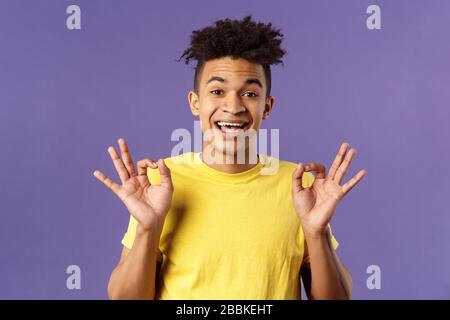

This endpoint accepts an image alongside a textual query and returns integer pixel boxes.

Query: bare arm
[300,228,352,300]
[107,224,163,300]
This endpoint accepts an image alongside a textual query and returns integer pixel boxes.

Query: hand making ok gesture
[93,138,173,230]
[292,142,366,237]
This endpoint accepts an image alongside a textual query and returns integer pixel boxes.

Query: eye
[210,89,223,95]
[243,92,258,97]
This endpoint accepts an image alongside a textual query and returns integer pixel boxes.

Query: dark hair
[177,15,286,98]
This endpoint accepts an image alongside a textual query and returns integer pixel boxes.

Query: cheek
[248,108,265,129]
[252,119,262,128]
[198,102,217,129]
[252,108,264,122]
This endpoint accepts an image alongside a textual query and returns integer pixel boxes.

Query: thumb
[157,159,173,190]
[292,163,305,194]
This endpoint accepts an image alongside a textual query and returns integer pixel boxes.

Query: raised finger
[93,170,120,195]
[118,138,136,177]
[342,169,366,195]
[328,143,349,180]
[334,148,356,184]
[305,162,326,179]
[108,146,129,184]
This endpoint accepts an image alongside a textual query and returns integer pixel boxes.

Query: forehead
[200,57,265,84]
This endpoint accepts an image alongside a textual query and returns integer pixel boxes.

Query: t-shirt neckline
[193,152,266,183]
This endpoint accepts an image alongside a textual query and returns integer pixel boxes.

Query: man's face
[188,56,274,158]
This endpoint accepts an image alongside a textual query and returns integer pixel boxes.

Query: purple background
[1,0,449,299]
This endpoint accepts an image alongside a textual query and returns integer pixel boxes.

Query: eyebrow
[205,76,263,89]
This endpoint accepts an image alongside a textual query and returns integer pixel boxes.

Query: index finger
[304,162,326,179]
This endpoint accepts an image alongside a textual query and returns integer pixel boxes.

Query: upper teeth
[217,121,245,127]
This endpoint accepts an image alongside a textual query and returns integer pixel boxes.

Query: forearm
[108,224,162,300]
[305,228,352,300]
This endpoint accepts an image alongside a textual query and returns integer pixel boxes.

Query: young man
[94,15,366,300]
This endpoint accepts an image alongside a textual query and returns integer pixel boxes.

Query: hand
[93,138,174,230]
[292,143,366,237]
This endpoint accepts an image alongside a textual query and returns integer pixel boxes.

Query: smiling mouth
[214,121,250,133]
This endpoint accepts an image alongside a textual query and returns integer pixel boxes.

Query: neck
[200,148,259,174]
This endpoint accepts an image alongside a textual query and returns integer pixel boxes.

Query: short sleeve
[302,225,339,266]
[121,214,139,249]
[120,166,163,262]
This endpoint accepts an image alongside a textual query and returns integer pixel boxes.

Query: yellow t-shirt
[121,152,339,300]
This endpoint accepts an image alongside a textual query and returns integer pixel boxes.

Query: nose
[221,93,246,114]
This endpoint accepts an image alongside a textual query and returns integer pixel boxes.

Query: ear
[262,95,275,120]
[188,90,200,116]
